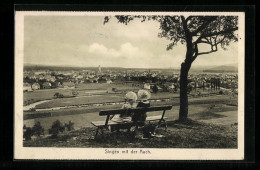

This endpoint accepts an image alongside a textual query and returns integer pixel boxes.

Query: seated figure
[110,91,137,132]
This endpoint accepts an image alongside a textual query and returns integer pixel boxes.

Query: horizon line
[24,63,238,70]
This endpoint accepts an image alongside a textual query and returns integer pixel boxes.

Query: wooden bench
[91,105,172,139]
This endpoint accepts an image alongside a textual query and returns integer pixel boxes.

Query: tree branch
[181,16,191,36]
[195,27,238,44]
[191,43,198,62]
[197,40,211,44]
[186,16,193,22]
[198,50,217,55]
[202,27,238,39]
[191,17,217,36]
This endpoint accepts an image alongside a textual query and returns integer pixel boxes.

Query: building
[106,79,113,84]
[62,82,75,89]
[97,65,102,75]
[23,83,32,92]
[31,83,40,90]
[144,83,150,90]
[42,82,52,89]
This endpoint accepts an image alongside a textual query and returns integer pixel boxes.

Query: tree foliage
[32,121,45,137]
[104,15,238,120]
[23,127,34,141]
[104,15,238,64]
[65,121,75,131]
[49,120,65,137]
[54,92,64,98]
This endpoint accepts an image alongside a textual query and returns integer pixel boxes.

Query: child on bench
[132,89,156,139]
[110,91,137,132]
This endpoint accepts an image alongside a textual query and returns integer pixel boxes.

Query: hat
[137,89,151,100]
[125,91,137,101]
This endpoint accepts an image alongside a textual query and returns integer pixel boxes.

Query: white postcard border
[14,11,245,160]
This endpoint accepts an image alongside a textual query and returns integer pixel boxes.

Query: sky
[24,15,239,69]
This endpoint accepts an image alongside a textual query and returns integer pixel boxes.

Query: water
[23,100,51,111]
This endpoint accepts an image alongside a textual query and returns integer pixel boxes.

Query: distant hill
[203,64,238,73]
[23,64,179,73]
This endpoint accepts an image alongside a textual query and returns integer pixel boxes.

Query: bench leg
[95,127,106,140]
[163,119,167,131]
[94,128,100,139]
[158,119,167,130]
[158,120,162,127]
[101,128,104,136]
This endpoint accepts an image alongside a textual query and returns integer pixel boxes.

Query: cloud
[24,16,239,68]
[85,42,146,59]
[111,19,160,41]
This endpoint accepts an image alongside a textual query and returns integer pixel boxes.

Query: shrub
[24,127,33,141]
[48,120,65,137]
[219,90,224,95]
[32,122,44,137]
[65,121,75,131]
[72,90,79,97]
[29,108,36,112]
[54,92,64,98]
[187,84,193,93]
[152,85,158,93]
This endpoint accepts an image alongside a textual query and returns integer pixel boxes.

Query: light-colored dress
[111,103,137,122]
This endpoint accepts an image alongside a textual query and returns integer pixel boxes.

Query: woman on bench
[110,91,137,132]
[133,90,156,139]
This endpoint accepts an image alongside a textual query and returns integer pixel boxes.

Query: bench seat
[146,115,168,121]
[91,105,172,139]
[91,116,168,127]
[91,121,119,127]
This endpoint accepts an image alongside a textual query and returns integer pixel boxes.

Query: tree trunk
[178,22,193,121]
[179,62,191,121]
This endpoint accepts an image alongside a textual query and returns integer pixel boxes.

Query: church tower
[98,65,102,75]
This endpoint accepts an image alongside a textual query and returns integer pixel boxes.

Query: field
[24,82,223,111]
[23,82,238,148]
[24,102,238,148]
[23,95,238,135]
[24,83,140,106]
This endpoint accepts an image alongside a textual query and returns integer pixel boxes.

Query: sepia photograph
[15,11,245,160]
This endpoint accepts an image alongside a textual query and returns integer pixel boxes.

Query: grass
[24,119,237,148]
[23,96,238,148]
[24,83,140,105]
[24,83,222,107]
[24,95,237,121]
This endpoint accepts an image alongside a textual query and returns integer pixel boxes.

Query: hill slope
[203,64,238,73]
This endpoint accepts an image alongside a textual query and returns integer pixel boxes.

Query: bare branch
[198,50,217,55]
[197,40,211,44]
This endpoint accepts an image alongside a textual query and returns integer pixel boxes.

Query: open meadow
[23,81,238,148]
[24,97,238,148]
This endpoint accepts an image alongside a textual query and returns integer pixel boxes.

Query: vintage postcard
[15,11,245,160]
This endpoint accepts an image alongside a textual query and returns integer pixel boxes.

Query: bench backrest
[99,105,172,127]
[99,105,172,116]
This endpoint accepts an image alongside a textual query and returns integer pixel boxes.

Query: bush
[152,85,158,93]
[24,127,34,141]
[72,90,79,97]
[219,90,224,95]
[65,121,75,131]
[32,122,44,137]
[54,92,64,98]
[29,108,36,112]
[48,120,65,137]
